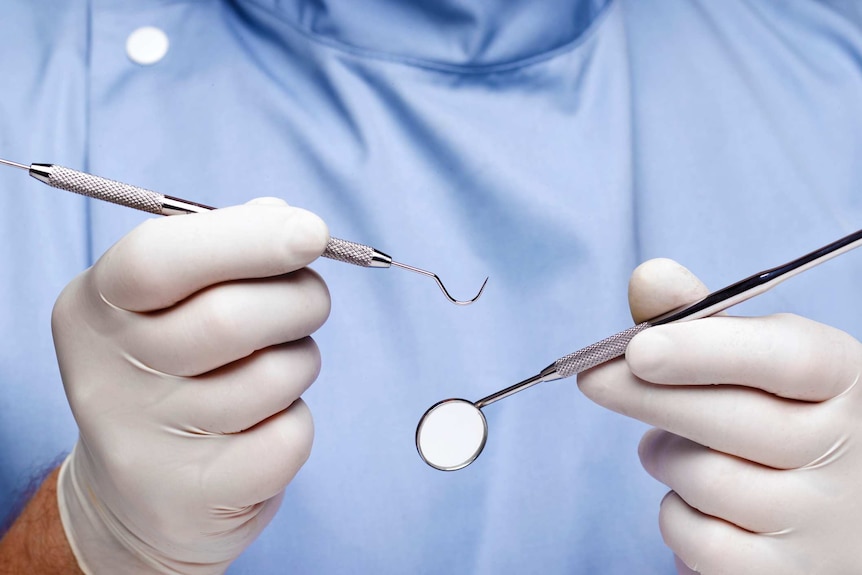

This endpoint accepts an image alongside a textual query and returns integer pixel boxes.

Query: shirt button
[126,26,170,65]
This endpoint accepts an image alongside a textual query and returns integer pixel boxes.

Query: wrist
[57,444,160,574]
[0,465,82,575]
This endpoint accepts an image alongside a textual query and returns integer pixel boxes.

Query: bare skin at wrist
[0,466,83,575]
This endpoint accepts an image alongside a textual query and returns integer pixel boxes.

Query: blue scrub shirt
[2,1,862,573]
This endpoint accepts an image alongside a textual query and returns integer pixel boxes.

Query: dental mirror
[415,399,487,471]
[415,365,558,471]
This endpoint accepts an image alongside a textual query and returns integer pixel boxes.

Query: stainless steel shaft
[475,322,652,408]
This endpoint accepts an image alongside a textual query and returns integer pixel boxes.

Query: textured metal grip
[554,322,652,378]
[48,166,164,214]
[46,165,388,269]
[322,237,377,266]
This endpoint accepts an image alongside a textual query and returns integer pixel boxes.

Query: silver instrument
[0,158,487,305]
[417,226,862,470]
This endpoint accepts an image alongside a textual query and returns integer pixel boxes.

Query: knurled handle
[47,165,382,268]
[322,237,379,267]
[47,166,165,214]
[554,322,652,378]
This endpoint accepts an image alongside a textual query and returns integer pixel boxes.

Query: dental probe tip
[0,158,30,171]
[391,260,488,305]
[465,276,490,305]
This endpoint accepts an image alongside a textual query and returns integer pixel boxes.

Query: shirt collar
[242,0,613,68]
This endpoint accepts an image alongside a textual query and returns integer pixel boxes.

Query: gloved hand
[578,258,862,575]
[52,199,331,574]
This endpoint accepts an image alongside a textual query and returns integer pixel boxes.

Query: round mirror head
[416,399,488,471]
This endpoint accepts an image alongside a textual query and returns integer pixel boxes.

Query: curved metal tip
[391,261,488,305]
[439,275,488,306]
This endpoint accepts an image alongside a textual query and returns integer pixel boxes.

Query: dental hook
[0,157,489,306]
[391,261,489,305]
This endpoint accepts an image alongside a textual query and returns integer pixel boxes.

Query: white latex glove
[578,258,862,575]
[53,199,331,574]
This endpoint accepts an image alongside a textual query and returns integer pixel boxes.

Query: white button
[126,26,170,66]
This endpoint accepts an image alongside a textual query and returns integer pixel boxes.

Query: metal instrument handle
[39,165,393,268]
[322,237,392,268]
[40,164,165,214]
